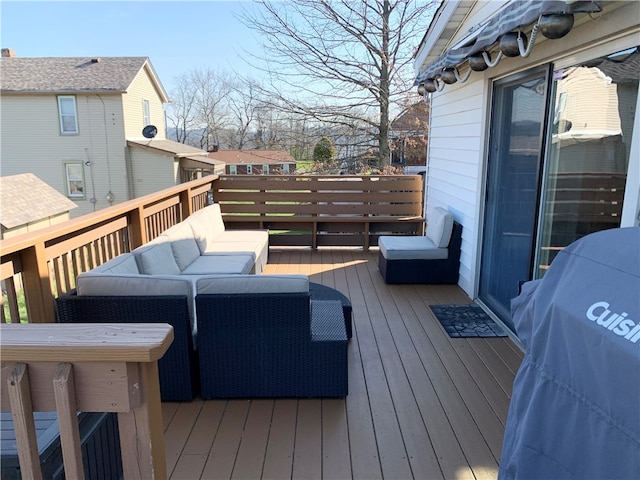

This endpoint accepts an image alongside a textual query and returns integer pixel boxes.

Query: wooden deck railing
[0,322,173,480]
[1,174,424,325]
[214,174,425,249]
[1,176,216,324]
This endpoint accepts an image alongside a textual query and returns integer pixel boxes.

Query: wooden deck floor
[161,249,523,480]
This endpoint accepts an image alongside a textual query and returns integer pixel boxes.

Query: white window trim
[58,96,78,134]
[229,165,237,175]
[247,164,253,175]
[143,99,151,126]
[263,164,269,174]
[283,163,290,173]
[63,161,85,198]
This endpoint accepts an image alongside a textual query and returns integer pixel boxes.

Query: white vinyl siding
[423,1,639,298]
[128,147,177,197]
[123,66,166,138]
[57,96,78,134]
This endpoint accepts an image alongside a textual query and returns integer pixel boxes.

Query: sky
[1,1,265,93]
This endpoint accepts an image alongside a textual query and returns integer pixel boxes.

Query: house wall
[0,93,129,218]
[1,212,71,240]
[128,148,176,197]
[424,1,640,298]
[122,65,167,140]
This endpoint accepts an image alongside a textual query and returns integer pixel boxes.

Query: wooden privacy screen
[213,175,426,249]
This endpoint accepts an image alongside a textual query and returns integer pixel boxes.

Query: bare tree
[238,0,435,166]
[167,68,233,150]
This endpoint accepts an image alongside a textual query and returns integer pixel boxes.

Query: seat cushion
[378,235,449,260]
[425,207,454,248]
[196,274,309,295]
[180,253,254,275]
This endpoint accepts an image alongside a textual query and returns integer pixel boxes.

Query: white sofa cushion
[197,274,309,295]
[181,253,254,275]
[161,222,202,271]
[426,207,454,248]
[90,253,140,274]
[378,236,449,260]
[76,273,198,338]
[133,242,181,275]
[185,204,226,253]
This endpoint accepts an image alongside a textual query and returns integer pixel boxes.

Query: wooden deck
[161,249,523,480]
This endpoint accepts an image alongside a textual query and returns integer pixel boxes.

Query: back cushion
[77,274,192,298]
[90,253,139,274]
[162,222,202,271]
[133,242,181,275]
[185,204,226,253]
[426,207,455,248]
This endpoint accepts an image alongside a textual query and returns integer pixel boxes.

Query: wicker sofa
[56,275,349,401]
[195,275,348,399]
[56,206,349,400]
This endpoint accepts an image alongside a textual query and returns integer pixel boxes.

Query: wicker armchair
[55,291,199,402]
[195,276,348,399]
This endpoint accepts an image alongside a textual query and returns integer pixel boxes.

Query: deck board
[163,249,523,479]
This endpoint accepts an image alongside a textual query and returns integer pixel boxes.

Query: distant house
[207,150,297,175]
[0,173,77,239]
[0,49,219,218]
[412,0,639,334]
[389,101,429,173]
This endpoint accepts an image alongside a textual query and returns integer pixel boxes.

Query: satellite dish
[142,125,158,139]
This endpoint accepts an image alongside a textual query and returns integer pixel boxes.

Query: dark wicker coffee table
[309,282,352,339]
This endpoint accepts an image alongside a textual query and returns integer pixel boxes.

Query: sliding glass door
[479,67,550,332]
[536,47,638,276]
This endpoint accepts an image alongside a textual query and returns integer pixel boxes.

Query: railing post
[1,323,173,480]
[20,244,55,324]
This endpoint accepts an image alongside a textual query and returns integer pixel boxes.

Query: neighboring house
[207,149,297,175]
[413,0,639,333]
[0,173,77,239]
[389,101,429,172]
[0,49,218,218]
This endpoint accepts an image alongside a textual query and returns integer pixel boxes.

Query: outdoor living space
[162,248,523,480]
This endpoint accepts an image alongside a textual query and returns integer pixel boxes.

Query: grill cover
[499,227,640,479]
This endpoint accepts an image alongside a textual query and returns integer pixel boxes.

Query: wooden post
[1,323,173,480]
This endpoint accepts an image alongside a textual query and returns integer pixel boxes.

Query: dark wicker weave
[196,293,347,399]
[309,282,353,339]
[379,221,463,284]
[55,291,198,402]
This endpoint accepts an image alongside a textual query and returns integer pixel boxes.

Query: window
[58,96,78,134]
[143,99,150,126]
[64,162,85,198]
[263,164,270,174]
[229,165,237,175]
[246,164,253,175]
[283,163,290,174]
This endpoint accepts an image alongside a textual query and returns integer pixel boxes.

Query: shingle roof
[0,56,161,95]
[127,139,210,157]
[0,173,77,229]
[208,150,296,165]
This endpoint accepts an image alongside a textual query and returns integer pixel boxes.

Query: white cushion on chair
[425,207,454,248]
[378,236,449,260]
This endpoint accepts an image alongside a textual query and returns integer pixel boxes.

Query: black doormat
[430,304,507,338]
